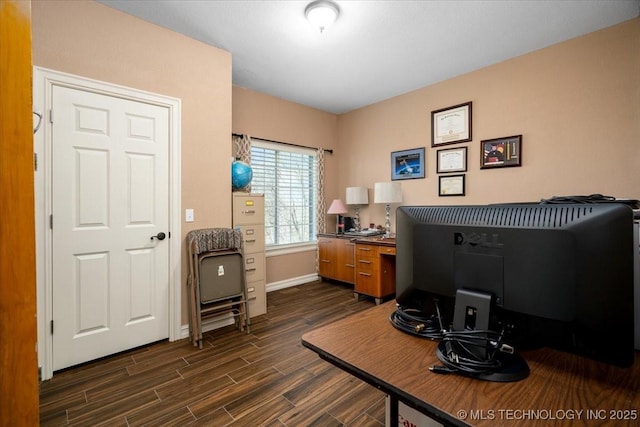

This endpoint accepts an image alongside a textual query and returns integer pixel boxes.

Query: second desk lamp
[345,187,369,231]
[327,198,348,234]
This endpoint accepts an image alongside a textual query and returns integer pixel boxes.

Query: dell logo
[454,231,504,248]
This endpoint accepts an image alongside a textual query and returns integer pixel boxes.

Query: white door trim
[33,67,182,380]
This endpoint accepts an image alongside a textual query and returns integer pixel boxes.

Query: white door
[51,85,170,370]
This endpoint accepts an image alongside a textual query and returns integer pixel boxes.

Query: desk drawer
[379,246,396,256]
[355,269,380,297]
[356,244,379,259]
[356,257,378,275]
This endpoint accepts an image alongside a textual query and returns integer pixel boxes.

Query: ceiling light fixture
[305,0,340,34]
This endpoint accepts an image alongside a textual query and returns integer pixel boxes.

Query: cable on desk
[389,301,446,340]
[431,328,513,377]
[390,302,526,379]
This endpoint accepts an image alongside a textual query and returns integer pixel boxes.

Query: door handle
[151,232,166,241]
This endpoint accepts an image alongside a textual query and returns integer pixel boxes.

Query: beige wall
[264,252,317,285]
[31,1,639,323]
[232,87,339,200]
[32,0,233,325]
[232,87,338,283]
[339,18,640,231]
[233,18,639,286]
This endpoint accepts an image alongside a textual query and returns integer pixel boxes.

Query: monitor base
[436,341,530,382]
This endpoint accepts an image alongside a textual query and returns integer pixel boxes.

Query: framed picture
[431,102,472,147]
[481,135,522,169]
[391,147,425,180]
[439,174,465,196]
[437,147,467,174]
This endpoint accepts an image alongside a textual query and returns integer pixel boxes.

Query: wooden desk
[354,237,395,304]
[317,234,396,304]
[301,302,640,427]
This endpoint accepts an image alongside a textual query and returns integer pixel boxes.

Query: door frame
[34,67,182,380]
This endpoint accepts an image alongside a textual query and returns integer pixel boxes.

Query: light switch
[185,209,194,222]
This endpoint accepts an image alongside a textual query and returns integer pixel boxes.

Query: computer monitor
[395,203,635,367]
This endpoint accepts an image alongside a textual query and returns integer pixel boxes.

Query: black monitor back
[396,203,635,367]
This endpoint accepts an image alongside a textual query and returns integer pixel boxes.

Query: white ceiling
[98,0,639,114]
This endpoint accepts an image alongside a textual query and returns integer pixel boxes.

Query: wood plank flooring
[39,280,387,426]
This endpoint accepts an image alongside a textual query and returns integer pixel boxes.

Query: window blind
[250,140,318,246]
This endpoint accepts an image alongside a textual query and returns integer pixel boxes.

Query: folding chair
[187,228,250,348]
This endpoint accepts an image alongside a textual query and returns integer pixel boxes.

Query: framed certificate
[438,174,465,196]
[436,147,467,173]
[431,102,472,147]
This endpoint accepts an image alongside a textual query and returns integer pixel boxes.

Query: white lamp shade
[374,182,402,204]
[327,199,348,214]
[346,187,369,205]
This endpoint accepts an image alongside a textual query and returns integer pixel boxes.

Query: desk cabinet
[355,241,396,305]
[318,235,396,304]
[318,235,355,284]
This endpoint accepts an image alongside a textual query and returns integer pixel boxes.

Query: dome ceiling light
[305,0,340,34]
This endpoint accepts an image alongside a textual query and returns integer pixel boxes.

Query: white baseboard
[266,273,319,292]
[180,313,236,340]
[179,273,320,339]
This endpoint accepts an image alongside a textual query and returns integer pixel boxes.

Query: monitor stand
[445,289,530,382]
[452,289,492,360]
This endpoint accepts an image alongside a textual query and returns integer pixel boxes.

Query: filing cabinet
[233,193,267,317]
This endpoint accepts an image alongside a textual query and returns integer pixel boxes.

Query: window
[250,140,317,247]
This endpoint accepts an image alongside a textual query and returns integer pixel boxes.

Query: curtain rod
[232,133,333,154]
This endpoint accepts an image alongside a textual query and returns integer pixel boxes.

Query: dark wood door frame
[0,1,39,425]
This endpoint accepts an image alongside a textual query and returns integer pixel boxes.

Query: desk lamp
[374,182,402,237]
[345,187,368,231]
[327,199,348,234]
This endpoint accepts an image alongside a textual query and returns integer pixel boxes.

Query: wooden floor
[39,280,387,426]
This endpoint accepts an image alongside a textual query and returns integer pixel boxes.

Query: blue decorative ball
[231,160,253,190]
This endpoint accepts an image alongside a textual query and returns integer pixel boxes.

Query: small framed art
[481,135,522,169]
[431,102,472,147]
[391,147,425,180]
[437,147,467,174]
[438,174,465,196]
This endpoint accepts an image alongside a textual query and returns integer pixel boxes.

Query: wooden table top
[302,301,640,426]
